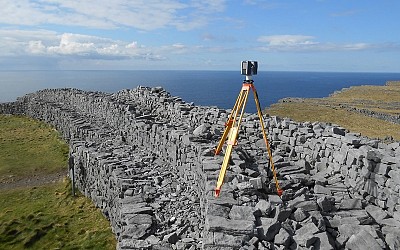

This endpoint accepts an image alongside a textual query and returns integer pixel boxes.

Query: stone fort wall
[1,87,400,250]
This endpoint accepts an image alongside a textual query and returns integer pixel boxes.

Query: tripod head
[241,61,258,82]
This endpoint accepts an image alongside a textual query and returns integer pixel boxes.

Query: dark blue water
[1,70,399,113]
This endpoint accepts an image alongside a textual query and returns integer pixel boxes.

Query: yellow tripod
[214,80,282,198]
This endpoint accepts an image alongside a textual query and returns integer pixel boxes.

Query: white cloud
[0,29,228,62]
[28,40,46,54]
[257,35,317,46]
[0,29,158,60]
[256,34,394,52]
[0,0,226,31]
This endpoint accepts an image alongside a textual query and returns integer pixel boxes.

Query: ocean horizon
[1,70,400,113]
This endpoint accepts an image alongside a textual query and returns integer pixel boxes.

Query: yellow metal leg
[214,85,250,197]
[252,87,282,196]
[214,88,243,155]
[215,127,238,197]
[214,82,282,198]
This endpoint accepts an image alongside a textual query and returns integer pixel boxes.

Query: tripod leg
[215,87,250,197]
[252,86,283,197]
[215,127,238,197]
[214,89,244,155]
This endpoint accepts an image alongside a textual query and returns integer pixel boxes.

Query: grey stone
[258,218,281,241]
[386,232,400,250]
[314,184,332,195]
[255,199,272,216]
[313,231,335,250]
[126,214,153,225]
[193,124,211,138]
[293,222,320,247]
[317,196,335,212]
[213,232,246,248]
[274,206,293,222]
[249,177,263,189]
[296,222,320,235]
[206,215,254,235]
[337,224,375,247]
[229,205,258,221]
[291,208,309,222]
[346,229,381,250]
[6,86,400,249]
[365,204,389,223]
[340,198,362,210]
[274,228,292,246]
[122,224,151,239]
[295,200,319,212]
[164,232,179,244]
[207,203,231,218]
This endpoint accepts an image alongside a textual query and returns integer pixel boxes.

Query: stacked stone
[1,86,400,249]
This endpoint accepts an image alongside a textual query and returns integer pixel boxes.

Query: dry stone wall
[1,87,400,250]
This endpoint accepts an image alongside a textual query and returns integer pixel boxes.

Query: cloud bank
[0,0,226,31]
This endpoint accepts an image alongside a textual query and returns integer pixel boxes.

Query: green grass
[0,179,116,250]
[266,83,400,141]
[0,115,69,181]
[0,115,116,249]
[266,102,400,141]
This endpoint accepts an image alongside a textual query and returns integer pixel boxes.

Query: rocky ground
[2,87,400,249]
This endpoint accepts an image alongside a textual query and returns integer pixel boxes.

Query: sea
[1,70,400,113]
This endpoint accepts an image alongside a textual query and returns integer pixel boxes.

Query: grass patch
[330,85,400,104]
[266,102,400,141]
[0,179,116,250]
[0,115,116,249]
[0,115,69,180]
[266,82,400,141]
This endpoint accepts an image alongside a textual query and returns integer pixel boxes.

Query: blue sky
[0,0,399,72]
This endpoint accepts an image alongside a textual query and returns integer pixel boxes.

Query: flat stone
[365,204,389,223]
[268,195,284,205]
[274,206,293,222]
[346,229,381,250]
[126,214,153,225]
[295,200,319,212]
[255,199,272,216]
[274,228,292,247]
[380,218,400,227]
[118,239,151,249]
[193,124,211,138]
[333,210,373,225]
[296,222,320,236]
[291,208,309,222]
[314,184,332,195]
[317,196,335,212]
[386,232,400,250]
[337,224,378,247]
[122,224,151,239]
[313,231,335,250]
[249,177,263,189]
[208,195,239,207]
[293,222,320,247]
[229,205,259,221]
[258,218,281,241]
[206,215,254,235]
[340,198,362,210]
[213,232,246,248]
[207,203,231,218]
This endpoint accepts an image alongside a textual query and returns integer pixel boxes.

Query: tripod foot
[215,188,221,198]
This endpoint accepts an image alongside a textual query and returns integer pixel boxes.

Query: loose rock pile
[1,87,400,250]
